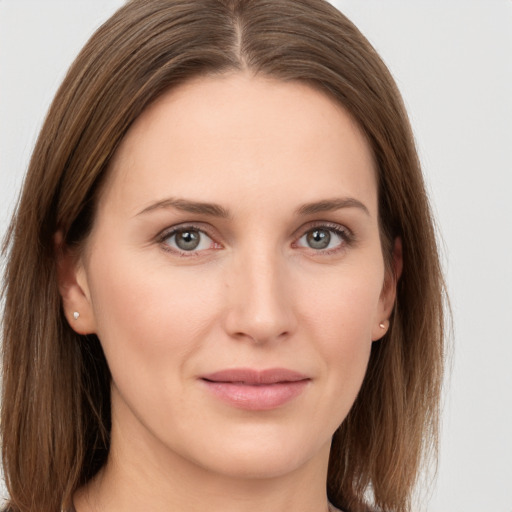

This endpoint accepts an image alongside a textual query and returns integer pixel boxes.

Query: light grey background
[1,1,511,511]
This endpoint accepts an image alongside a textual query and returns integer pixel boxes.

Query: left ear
[372,237,403,341]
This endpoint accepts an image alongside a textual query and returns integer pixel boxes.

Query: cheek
[86,246,224,376]
[295,263,383,408]
[298,262,383,343]
[316,295,376,383]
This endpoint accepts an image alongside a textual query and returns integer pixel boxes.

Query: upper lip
[201,368,310,385]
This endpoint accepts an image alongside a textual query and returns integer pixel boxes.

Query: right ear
[54,231,97,335]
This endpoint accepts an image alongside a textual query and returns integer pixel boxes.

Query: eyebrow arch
[136,198,231,218]
[296,198,370,216]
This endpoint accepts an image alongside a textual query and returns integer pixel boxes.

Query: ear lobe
[372,237,403,341]
[54,231,97,335]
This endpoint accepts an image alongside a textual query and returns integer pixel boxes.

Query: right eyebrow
[135,197,231,218]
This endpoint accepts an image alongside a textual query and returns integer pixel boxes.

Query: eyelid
[293,220,353,238]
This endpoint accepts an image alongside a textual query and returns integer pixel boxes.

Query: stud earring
[379,322,386,329]
[73,311,80,320]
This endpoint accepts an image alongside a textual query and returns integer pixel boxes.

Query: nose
[223,249,297,345]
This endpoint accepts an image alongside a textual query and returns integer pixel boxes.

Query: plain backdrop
[1,1,511,511]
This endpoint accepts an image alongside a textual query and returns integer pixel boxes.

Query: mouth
[200,368,311,411]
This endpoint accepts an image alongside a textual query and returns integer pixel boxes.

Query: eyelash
[157,222,354,257]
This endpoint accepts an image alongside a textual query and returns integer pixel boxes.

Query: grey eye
[175,230,200,250]
[306,228,331,249]
[172,229,202,251]
[161,226,217,255]
[296,226,347,252]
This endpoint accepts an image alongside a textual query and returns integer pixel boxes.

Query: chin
[184,426,330,481]
[203,450,312,480]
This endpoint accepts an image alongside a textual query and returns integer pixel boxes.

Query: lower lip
[201,380,309,410]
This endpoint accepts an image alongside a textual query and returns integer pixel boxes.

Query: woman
[1,1,446,511]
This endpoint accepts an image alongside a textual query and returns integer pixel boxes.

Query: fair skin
[59,73,400,512]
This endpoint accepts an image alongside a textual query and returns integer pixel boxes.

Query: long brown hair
[1,1,446,511]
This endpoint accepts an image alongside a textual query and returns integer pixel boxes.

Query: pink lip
[200,368,310,411]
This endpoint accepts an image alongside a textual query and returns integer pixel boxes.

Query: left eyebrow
[296,197,370,216]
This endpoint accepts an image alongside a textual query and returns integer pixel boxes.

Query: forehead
[100,72,377,218]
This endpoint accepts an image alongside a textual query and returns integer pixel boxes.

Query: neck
[74,422,332,512]
[76,458,331,512]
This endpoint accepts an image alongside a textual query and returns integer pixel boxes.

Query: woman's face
[66,73,396,480]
